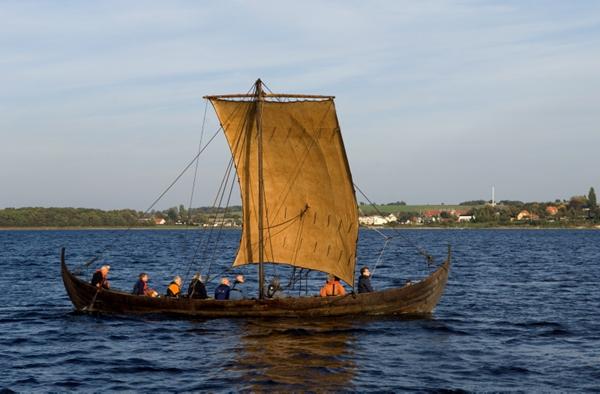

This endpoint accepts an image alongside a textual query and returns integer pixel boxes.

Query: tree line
[0,207,143,227]
[1,188,597,227]
[0,205,243,227]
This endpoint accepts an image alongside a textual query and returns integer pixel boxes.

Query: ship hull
[61,249,450,318]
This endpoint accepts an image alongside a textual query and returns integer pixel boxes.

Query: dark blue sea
[1,228,599,392]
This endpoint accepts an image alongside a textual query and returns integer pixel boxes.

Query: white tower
[491,186,496,207]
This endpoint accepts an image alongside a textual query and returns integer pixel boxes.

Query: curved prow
[61,247,87,311]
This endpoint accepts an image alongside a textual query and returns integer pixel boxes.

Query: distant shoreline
[1,225,598,231]
[0,226,220,231]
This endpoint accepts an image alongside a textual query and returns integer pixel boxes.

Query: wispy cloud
[1,1,600,208]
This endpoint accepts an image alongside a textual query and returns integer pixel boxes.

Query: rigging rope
[353,183,435,266]
[78,81,259,282]
[181,155,235,285]
[185,99,209,225]
[76,127,222,273]
[204,163,238,282]
[182,83,256,285]
[178,99,210,275]
[369,237,391,280]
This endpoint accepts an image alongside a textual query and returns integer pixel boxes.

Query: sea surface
[0,228,599,392]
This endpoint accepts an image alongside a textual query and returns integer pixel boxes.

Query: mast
[255,79,265,299]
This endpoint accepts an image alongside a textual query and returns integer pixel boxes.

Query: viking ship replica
[61,79,450,317]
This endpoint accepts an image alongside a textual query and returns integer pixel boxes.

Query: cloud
[2,1,600,208]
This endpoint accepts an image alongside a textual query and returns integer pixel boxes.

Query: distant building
[457,215,474,222]
[545,206,559,216]
[516,210,539,221]
[202,217,239,227]
[403,216,423,225]
[423,210,441,218]
[358,214,397,226]
[154,218,166,225]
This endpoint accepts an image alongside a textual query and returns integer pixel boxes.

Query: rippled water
[1,229,599,391]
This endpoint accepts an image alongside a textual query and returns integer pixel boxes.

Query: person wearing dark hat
[357,266,374,293]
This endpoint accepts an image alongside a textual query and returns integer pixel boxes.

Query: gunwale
[61,248,450,318]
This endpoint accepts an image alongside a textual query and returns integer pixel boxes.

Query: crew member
[166,276,182,298]
[132,273,157,297]
[91,265,110,289]
[267,277,284,298]
[319,274,346,297]
[187,273,208,299]
[357,266,374,293]
[214,278,231,300]
[229,274,245,300]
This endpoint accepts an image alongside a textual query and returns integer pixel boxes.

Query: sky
[1,1,600,210]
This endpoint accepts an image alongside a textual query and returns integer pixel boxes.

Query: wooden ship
[61,80,450,317]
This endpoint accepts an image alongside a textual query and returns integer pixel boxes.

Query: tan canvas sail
[208,96,359,285]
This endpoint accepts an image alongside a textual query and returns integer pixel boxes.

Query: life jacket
[167,282,180,297]
[320,280,346,297]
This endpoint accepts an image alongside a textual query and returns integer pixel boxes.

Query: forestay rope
[76,82,261,278]
[74,127,222,275]
[182,83,258,285]
[353,183,436,270]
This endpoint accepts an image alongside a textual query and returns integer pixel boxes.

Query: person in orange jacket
[166,276,182,298]
[319,274,346,297]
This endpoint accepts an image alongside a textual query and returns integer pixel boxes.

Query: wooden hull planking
[61,248,450,318]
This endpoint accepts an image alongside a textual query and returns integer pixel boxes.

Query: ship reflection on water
[233,318,358,391]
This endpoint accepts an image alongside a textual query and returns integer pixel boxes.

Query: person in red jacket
[91,265,110,289]
[319,274,346,297]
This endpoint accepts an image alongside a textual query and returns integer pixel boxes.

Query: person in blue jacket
[214,277,231,300]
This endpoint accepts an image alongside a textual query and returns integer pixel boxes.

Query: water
[1,229,599,392]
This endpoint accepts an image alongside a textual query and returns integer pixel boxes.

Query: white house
[386,214,398,223]
[359,214,397,226]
